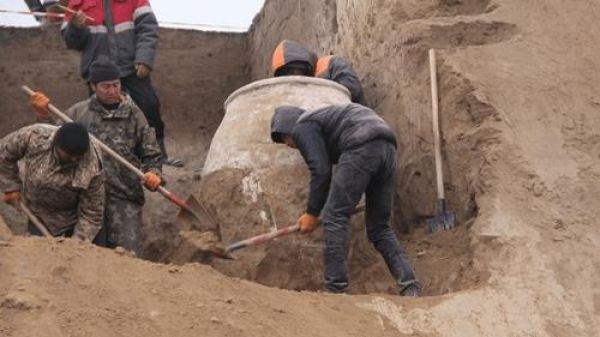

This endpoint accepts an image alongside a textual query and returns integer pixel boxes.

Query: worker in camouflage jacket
[0,123,104,241]
[31,56,163,255]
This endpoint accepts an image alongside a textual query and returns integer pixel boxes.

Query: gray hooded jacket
[271,104,396,215]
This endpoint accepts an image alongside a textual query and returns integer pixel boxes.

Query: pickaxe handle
[19,201,51,237]
[21,85,204,223]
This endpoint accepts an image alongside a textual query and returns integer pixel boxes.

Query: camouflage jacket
[0,124,104,240]
[63,94,162,203]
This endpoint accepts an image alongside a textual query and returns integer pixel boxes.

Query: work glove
[71,10,87,28]
[3,191,21,206]
[30,91,50,119]
[143,172,162,191]
[297,213,320,234]
[135,64,152,78]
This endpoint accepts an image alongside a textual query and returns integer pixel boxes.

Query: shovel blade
[175,195,216,231]
[426,199,457,233]
[426,211,457,233]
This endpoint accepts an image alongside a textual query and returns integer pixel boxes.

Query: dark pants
[120,74,165,140]
[321,139,420,294]
[93,194,143,256]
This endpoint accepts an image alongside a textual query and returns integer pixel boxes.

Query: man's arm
[133,0,159,71]
[293,122,332,216]
[331,57,368,106]
[61,6,90,52]
[73,172,104,241]
[133,106,162,174]
[0,127,33,193]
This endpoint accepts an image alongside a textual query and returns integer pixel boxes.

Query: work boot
[400,284,421,297]
[158,138,184,167]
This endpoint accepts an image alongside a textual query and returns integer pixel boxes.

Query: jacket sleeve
[293,122,332,216]
[61,19,90,51]
[332,58,368,106]
[0,127,32,193]
[73,172,104,241]
[133,0,159,68]
[133,105,162,174]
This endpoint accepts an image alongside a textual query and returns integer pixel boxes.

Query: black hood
[271,106,306,143]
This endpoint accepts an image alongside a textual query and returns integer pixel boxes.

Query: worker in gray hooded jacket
[271,103,421,296]
[315,55,368,106]
[271,40,368,106]
[271,39,318,76]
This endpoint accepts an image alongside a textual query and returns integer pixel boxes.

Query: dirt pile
[0,236,421,337]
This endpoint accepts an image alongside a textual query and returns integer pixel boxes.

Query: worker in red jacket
[61,0,182,167]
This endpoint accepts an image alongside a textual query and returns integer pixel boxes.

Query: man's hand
[31,92,50,119]
[135,64,151,78]
[297,213,320,233]
[3,191,21,206]
[143,172,162,191]
[71,10,87,28]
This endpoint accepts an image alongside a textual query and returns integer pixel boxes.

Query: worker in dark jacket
[315,55,368,106]
[271,103,421,296]
[60,0,182,167]
[271,40,318,76]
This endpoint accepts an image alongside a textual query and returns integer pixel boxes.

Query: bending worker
[271,103,421,296]
[31,56,163,256]
[0,123,104,241]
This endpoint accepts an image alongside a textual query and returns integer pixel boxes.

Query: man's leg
[364,141,421,296]
[104,194,142,256]
[120,74,182,166]
[320,146,379,293]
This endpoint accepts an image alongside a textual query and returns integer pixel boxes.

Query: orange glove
[31,92,50,118]
[3,191,21,206]
[297,213,320,233]
[143,172,162,191]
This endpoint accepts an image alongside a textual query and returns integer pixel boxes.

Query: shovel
[425,49,457,233]
[21,85,208,229]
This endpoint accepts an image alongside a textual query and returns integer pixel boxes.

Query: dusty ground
[1,0,600,336]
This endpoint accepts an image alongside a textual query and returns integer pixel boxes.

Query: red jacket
[62,0,159,80]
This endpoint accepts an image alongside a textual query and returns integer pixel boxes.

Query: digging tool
[21,85,206,228]
[223,203,367,255]
[56,5,95,22]
[18,201,52,237]
[425,49,457,233]
[0,9,65,19]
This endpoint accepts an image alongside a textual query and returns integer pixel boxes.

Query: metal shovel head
[175,194,215,231]
[178,229,235,260]
[426,199,457,233]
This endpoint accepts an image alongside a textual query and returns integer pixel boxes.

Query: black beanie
[54,123,90,156]
[89,55,120,83]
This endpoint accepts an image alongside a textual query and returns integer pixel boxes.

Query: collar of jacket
[89,93,134,119]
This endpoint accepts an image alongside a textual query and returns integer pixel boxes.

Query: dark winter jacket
[271,104,396,215]
[61,0,159,81]
[315,55,368,106]
[272,40,318,76]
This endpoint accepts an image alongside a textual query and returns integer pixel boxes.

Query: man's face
[56,147,83,165]
[92,79,121,105]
